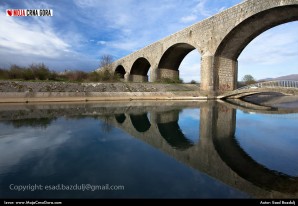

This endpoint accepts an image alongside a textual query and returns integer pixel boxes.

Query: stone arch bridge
[97,0,298,97]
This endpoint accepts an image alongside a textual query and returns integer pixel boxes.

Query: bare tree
[99,54,114,71]
[100,115,113,133]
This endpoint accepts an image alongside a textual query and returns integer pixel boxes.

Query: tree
[96,54,120,82]
[242,74,256,85]
[99,54,114,71]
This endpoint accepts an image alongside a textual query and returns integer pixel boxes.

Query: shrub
[22,68,34,80]
[64,70,88,82]
[29,63,51,80]
[8,65,24,79]
[88,71,100,82]
[0,63,121,83]
[157,78,184,84]
[96,69,120,82]
[0,69,9,80]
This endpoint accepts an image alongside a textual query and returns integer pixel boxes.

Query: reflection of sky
[235,111,298,176]
[0,121,71,176]
[178,109,200,143]
[0,115,247,198]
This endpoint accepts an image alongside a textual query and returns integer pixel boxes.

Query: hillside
[259,74,298,82]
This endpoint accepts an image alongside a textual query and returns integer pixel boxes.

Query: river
[0,100,297,199]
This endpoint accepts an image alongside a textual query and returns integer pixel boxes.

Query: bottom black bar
[1,199,297,206]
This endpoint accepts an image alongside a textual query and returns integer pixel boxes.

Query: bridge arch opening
[115,65,126,79]
[156,109,198,150]
[130,113,151,133]
[130,57,151,82]
[211,104,298,193]
[215,5,298,92]
[115,114,126,124]
[237,22,298,85]
[157,43,201,83]
[158,122,194,150]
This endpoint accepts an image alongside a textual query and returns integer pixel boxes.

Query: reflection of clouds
[0,124,70,175]
[97,134,132,142]
[180,109,200,120]
[236,112,298,176]
[178,109,200,143]
[0,111,249,198]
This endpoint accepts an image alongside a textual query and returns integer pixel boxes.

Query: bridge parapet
[238,80,298,90]
[219,81,298,99]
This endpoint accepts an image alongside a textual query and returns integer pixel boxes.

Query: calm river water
[0,101,297,199]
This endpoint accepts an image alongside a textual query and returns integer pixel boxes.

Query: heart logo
[7,10,12,16]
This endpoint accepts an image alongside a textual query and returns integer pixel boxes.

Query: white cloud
[239,26,298,65]
[193,0,211,17]
[0,4,99,71]
[0,10,70,58]
[239,22,298,79]
[97,41,106,45]
[73,0,98,8]
[1,0,296,80]
[180,15,197,23]
[179,0,212,25]
[218,6,226,12]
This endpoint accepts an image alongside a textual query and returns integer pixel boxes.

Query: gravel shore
[0,80,200,93]
[0,81,204,103]
[1,81,298,109]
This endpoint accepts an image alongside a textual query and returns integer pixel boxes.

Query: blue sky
[0,0,297,82]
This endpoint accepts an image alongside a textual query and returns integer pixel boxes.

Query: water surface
[0,101,297,198]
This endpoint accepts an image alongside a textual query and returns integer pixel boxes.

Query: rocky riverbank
[0,81,204,103]
[0,80,200,93]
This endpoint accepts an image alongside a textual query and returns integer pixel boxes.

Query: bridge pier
[215,103,236,139]
[157,68,179,81]
[199,102,236,147]
[153,110,179,124]
[215,56,238,92]
[200,55,238,96]
[200,53,217,97]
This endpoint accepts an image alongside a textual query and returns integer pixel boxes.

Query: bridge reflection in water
[104,101,298,198]
[1,100,298,198]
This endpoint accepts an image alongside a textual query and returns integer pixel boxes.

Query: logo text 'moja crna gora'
[6,9,53,16]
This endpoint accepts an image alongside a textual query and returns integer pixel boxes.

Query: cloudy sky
[0,0,297,82]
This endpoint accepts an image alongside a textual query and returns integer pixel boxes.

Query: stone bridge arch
[115,113,126,124]
[212,102,298,193]
[113,109,198,151]
[156,110,194,150]
[157,43,200,81]
[213,129,298,193]
[129,57,151,82]
[115,65,126,79]
[214,4,298,92]
[129,113,151,133]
